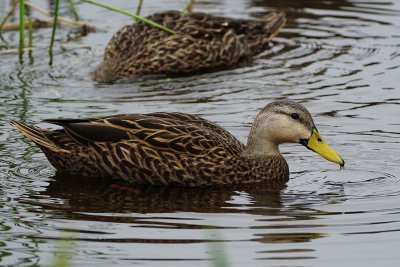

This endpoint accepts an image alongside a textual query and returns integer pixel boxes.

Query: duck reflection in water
[24,172,286,213]
[20,172,336,246]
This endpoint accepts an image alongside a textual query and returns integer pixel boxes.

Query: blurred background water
[0,0,399,266]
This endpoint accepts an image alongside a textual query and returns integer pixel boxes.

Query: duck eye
[290,113,300,120]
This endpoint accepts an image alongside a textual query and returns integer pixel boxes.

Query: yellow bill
[303,128,345,166]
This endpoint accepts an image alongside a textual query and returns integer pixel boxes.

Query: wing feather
[21,112,247,185]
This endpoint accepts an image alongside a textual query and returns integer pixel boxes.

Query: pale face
[251,102,315,146]
[262,112,312,144]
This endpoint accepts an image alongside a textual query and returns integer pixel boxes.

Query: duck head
[245,100,344,166]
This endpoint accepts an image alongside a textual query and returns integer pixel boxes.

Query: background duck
[92,10,286,83]
[11,100,344,186]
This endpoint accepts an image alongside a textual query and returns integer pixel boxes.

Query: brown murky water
[1,0,399,266]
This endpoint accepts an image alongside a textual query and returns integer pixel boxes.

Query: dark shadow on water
[21,172,288,214]
[252,0,395,14]
[253,0,397,37]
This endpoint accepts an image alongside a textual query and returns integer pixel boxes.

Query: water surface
[0,0,399,266]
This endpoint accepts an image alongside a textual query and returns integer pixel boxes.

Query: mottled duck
[11,100,344,186]
[92,10,286,83]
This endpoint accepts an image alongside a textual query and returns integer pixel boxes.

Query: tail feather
[10,120,69,153]
[263,11,286,38]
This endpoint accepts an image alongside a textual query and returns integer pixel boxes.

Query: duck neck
[241,111,286,159]
[242,136,282,158]
[241,135,290,183]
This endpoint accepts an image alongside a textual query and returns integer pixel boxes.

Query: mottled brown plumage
[11,100,344,186]
[92,10,286,83]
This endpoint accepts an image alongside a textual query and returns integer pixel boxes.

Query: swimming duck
[92,10,286,83]
[11,100,344,186]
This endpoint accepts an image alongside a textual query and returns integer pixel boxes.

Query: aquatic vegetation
[0,0,94,62]
[81,0,176,34]
[0,0,177,63]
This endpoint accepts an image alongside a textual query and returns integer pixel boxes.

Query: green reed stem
[184,0,195,13]
[19,0,26,50]
[204,229,229,267]
[49,0,60,65]
[81,0,175,34]
[52,235,76,267]
[0,0,19,33]
[136,0,143,16]
[68,0,80,21]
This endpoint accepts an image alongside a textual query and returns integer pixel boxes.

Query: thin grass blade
[49,0,60,65]
[0,0,19,33]
[81,0,175,34]
[19,0,26,51]
[68,0,80,21]
[136,0,143,16]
